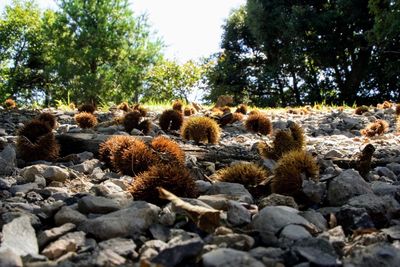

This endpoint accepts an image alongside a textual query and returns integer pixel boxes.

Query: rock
[279,224,312,246]
[38,223,76,248]
[94,249,126,266]
[292,238,340,267]
[325,149,343,158]
[375,166,397,181]
[151,237,204,267]
[252,206,314,245]
[327,169,373,206]
[202,248,264,267]
[227,200,252,226]
[197,195,230,210]
[20,164,47,183]
[139,239,169,261]
[0,216,38,256]
[70,159,101,174]
[344,243,400,267]
[42,166,69,182]
[318,226,346,255]
[382,225,400,240]
[249,247,285,262]
[77,195,120,214]
[371,181,400,198]
[0,145,16,175]
[347,194,388,227]
[0,249,23,267]
[336,206,375,234]
[54,206,87,226]
[41,239,77,260]
[259,193,299,209]
[10,183,39,195]
[206,182,253,204]
[79,201,160,240]
[207,234,255,251]
[386,163,400,175]
[301,210,328,231]
[98,237,137,257]
[302,179,326,204]
[195,180,212,194]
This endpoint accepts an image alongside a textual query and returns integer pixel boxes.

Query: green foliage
[142,59,206,102]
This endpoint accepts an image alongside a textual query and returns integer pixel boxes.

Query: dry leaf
[158,187,221,233]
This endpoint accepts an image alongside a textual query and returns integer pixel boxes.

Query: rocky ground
[0,104,400,267]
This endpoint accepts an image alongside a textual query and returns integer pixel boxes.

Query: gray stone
[206,182,253,204]
[227,200,252,226]
[0,145,16,175]
[347,194,388,227]
[293,238,340,267]
[139,239,168,261]
[302,180,326,204]
[279,225,312,245]
[0,216,38,256]
[0,249,23,267]
[70,159,101,174]
[79,201,160,240]
[0,177,15,190]
[325,149,343,158]
[94,249,127,266]
[344,243,400,267]
[195,180,212,194]
[20,164,47,183]
[207,234,255,251]
[202,248,264,267]
[252,206,314,244]
[375,167,397,181]
[10,183,38,195]
[54,206,87,226]
[78,195,120,214]
[382,225,400,240]
[336,206,375,233]
[301,210,328,231]
[197,195,230,210]
[371,181,400,197]
[259,193,298,209]
[386,163,400,175]
[98,237,136,257]
[38,223,76,248]
[327,169,373,206]
[151,237,204,267]
[249,247,285,262]
[318,226,346,253]
[42,166,69,182]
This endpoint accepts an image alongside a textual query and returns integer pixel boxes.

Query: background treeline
[1,0,399,107]
[205,0,400,107]
[0,0,206,105]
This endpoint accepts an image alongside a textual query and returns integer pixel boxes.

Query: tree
[0,0,46,102]
[52,0,163,104]
[143,59,205,102]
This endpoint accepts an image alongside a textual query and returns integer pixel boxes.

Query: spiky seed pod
[75,112,97,129]
[245,113,272,135]
[355,106,369,115]
[258,122,305,161]
[123,111,142,133]
[172,99,184,112]
[37,112,57,129]
[184,107,195,116]
[17,132,60,162]
[396,104,400,116]
[248,109,261,116]
[138,119,152,134]
[159,109,183,132]
[114,138,156,176]
[235,104,248,115]
[18,120,52,144]
[271,150,319,198]
[69,103,76,110]
[128,164,197,205]
[213,162,269,186]
[117,102,130,112]
[218,112,234,126]
[151,136,185,164]
[231,112,244,123]
[4,99,16,109]
[78,103,96,113]
[132,104,147,117]
[360,119,389,137]
[99,135,133,169]
[181,116,221,144]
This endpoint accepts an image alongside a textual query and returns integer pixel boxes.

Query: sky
[0,0,246,62]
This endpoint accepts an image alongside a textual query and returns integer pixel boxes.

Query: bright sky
[0,0,246,62]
